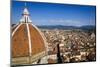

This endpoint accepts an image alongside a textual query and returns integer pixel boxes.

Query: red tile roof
[12,23,46,58]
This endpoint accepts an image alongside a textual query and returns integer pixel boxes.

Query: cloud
[33,19,82,26]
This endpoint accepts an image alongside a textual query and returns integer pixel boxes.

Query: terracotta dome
[12,7,47,65]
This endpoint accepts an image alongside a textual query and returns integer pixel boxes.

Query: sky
[11,1,96,26]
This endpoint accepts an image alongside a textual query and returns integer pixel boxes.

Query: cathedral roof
[12,6,47,65]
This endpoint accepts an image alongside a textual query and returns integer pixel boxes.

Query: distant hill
[12,23,95,32]
[37,25,95,31]
[11,24,16,27]
[80,25,96,30]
